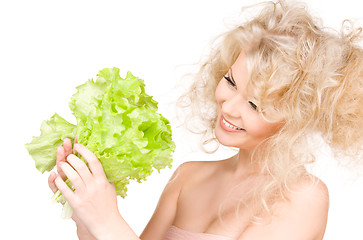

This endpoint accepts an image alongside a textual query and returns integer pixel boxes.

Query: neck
[231,149,259,177]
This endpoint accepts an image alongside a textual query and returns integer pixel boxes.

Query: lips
[220,115,245,132]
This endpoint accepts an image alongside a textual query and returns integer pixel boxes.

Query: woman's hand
[52,141,123,239]
[48,139,139,240]
[48,138,97,240]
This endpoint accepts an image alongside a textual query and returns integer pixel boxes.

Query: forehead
[230,52,252,95]
[230,53,248,82]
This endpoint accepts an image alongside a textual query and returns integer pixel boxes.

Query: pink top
[163,225,235,240]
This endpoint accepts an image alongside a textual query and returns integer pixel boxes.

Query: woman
[48,0,363,239]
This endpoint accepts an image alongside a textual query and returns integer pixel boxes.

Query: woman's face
[214,53,282,150]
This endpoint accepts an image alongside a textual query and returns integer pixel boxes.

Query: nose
[221,93,242,118]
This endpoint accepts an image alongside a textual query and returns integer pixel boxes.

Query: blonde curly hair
[177,0,363,222]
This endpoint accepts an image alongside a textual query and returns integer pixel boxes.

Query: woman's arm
[139,162,189,240]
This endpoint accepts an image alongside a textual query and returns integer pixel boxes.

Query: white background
[1,0,362,239]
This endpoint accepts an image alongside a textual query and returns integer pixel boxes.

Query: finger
[66,154,93,183]
[59,161,86,191]
[63,138,73,157]
[74,143,106,179]
[48,172,58,193]
[73,137,78,154]
[54,176,75,203]
[56,146,67,180]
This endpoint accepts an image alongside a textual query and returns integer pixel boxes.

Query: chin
[215,126,243,148]
[215,126,260,150]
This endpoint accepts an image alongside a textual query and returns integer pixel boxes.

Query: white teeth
[222,118,243,130]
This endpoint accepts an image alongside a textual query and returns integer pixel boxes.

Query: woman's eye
[249,101,258,111]
[224,76,236,88]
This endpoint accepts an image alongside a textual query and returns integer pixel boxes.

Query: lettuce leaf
[25,113,77,173]
[25,68,175,201]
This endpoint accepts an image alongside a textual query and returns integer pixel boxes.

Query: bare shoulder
[174,159,228,183]
[284,176,330,227]
[282,176,329,238]
[288,175,329,208]
[177,159,223,171]
[240,176,329,240]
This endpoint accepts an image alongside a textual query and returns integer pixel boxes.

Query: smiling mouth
[221,116,245,131]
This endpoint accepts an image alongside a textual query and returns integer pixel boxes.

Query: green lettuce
[25,68,175,217]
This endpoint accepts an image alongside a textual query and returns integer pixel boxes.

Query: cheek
[247,117,279,138]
